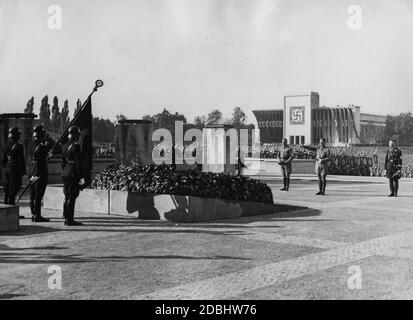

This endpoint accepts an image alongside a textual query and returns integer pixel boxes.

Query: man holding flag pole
[43,80,103,225]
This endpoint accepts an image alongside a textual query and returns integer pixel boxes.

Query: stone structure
[252,109,283,144]
[0,113,37,180]
[253,92,386,145]
[114,119,155,166]
[114,120,257,174]
[0,204,19,232]
[43,186,277,223]
[359,113,387,144]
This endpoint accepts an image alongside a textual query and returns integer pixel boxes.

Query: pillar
[0,113,37,179]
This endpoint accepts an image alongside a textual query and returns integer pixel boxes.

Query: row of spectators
[253,144,413,177]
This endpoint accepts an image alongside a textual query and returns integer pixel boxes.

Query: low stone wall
[243,158,316,176]
[0,204,19,232]
[43,186,278,223]
[44,187,110,214]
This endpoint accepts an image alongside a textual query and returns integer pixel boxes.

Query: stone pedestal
[0,113,37,180]
[0,204,19,232]
[114,119,155,166]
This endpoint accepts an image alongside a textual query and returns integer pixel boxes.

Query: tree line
[384,112,413,146]
[25,97,251,144]
[24,96,115,144]
[142,106,249,131]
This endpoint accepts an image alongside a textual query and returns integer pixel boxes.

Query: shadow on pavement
[0,225,63,237]
[0,251,251,264]
[56,206,323,232]
[59,227,259,237]
[0,244,67,251]
[0,293,28,299]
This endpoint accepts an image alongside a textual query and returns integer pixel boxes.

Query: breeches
[389,178,399,194]
[3,173,22,205]
[63,177,80,220]
[280,165,292,178]
[63,177,80,199]
[315,161,328,177]
[30,175,48,216]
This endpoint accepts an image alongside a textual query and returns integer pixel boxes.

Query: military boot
[388,180,395,197]
[280,178,287,191]
[394,180,399,197]
[316,180,323,195]
[321,181,326,195]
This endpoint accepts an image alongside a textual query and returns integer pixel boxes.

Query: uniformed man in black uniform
[62,126,85,226]
[2,127,26,206]
[315,138,330,195]
[385,139,402,197]
[29,125,50,222]
[278,138,294,191]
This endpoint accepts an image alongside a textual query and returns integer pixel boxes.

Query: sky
[0,0,412,123]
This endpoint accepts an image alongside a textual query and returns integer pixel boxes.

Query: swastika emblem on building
[290,106,305,125]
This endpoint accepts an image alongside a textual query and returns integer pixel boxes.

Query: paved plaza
[1,176,413,300]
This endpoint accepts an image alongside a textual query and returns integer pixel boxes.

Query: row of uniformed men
[1,125,86,226]
[278,138,403,197]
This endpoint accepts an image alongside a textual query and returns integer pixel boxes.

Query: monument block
[0,204,19,232]
[115,119,155,166]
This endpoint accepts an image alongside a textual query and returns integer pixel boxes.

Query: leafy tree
[206,109,223,125]
[231,106,246,128]
[394,112,413,146]
[60,100,70,132]
[51,96,61,132]
[74,99,82,117]
[151,108,187,132]
[93,117,116,143]
[384,113,413,146]
[194,115,207,126]
[24,97,34,114]
[383,115,395,142]
[142,114,153,121]
[116,114,127,124]
[39,95,51,128]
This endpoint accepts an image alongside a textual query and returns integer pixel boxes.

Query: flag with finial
[60,97,93,188]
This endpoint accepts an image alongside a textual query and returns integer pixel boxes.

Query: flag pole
[49,80,104,154]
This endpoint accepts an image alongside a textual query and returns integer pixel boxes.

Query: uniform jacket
[30,141,49,177]
[278,145,294,165]
[316,146,330,165]
[1,141,26,176]
[61,141,83,178]
[385,147,402,173]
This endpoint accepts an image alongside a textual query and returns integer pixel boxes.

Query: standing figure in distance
[385,139,402,197]
[315,138,330,195]
[29,125,50,222]
[2,127,26,207]
[61,126,85,226]
[278,138,294,191]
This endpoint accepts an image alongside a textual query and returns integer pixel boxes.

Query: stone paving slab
[1,177,413,299]
[233,255,413,300]
[136,230,413,299]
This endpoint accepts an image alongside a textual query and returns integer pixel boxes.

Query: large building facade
[253,92,386,145]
